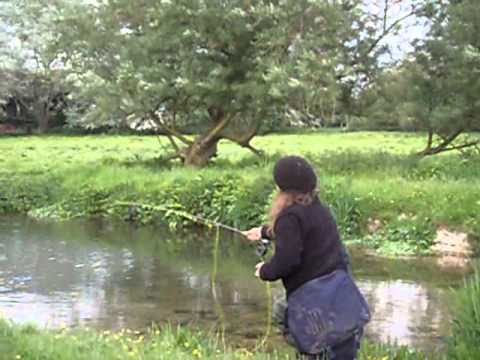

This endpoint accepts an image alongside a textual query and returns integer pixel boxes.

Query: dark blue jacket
[260,198,348,297]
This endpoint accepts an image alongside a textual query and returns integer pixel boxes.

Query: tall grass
[447,265,480,359]
[359,342,428,360]
[0,319,290,360]
[0,318,433,360]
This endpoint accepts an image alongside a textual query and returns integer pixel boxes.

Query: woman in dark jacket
[244,156,369,360]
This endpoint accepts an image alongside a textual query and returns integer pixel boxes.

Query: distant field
[0,132,428,175]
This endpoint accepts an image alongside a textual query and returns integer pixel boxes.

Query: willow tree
[41,0,363,166]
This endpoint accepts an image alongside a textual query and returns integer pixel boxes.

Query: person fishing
[243,156,370,360]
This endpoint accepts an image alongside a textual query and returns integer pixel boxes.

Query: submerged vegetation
[1,132,479,255]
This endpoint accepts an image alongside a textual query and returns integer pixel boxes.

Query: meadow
[1,131,479,255]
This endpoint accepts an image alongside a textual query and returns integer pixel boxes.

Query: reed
[447,265,480,359]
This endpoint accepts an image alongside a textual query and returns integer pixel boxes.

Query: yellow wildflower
[192,348,202,358]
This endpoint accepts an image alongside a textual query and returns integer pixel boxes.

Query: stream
[0,216,468,353]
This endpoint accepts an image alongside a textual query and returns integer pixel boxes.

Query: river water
[0,216,468,352]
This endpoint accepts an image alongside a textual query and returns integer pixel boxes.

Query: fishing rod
[117,201,271,258]
[182,212,272,259]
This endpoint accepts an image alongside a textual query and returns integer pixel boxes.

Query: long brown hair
[268,190,316,234]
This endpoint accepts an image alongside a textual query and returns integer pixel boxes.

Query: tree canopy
[1,0,478,163]
[359,0,480,155]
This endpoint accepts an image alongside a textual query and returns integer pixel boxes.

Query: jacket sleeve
[259,214,303,281]
[260,225,273,240]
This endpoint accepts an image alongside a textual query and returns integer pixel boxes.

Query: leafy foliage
[0,1,73,132]
[1,0,428,164]
[358,0,480,155]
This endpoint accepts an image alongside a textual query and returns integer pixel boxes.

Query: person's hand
[242,227,262,242]
[255,261,264,278]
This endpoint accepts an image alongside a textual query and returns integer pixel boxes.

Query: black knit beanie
[273,156,317,193]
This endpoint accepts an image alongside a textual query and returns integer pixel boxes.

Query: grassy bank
[0,319,283,360]
[1,132,479,255]
[0,318,427,360]
[447,266,480,359]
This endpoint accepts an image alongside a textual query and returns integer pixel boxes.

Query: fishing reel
[255,238,272,259]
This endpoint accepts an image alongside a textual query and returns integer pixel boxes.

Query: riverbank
[1,133,479,256]
[0,318,427,360]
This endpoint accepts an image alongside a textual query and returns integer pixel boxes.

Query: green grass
[0,318,430,360]
[0,319,287,359]
[1,132,479,254]
[447,264,480,359]
[0,132,424,175]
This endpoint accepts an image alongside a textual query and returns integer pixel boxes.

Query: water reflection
[360,280,450,351]
[0,216,464,352]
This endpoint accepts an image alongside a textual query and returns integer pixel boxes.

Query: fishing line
[115,201,271,258]
[254,281,273,352]
[211,226,226,350]
[115,201,274,348]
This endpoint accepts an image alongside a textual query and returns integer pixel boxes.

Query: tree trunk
[183,136,219,167]
[181,108,231,167]
[37,103,50,133]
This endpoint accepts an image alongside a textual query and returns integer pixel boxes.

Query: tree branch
[418,128,477,156]
[243,142,264,157]
[383,0,389,34]
[423,141,480,156]
[364,8,419,60]
[160,152,183,163]
[202,112,232,145]
[165,133,181,152]
[436,128,464,149]
[150,111,193,145]
[337,4,423,82]
[220,121,263,157]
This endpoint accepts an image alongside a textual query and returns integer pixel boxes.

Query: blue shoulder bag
[287,269,371,354]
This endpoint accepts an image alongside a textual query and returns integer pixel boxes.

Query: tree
[43,0,428,166]
[407,0,479,155]
[3,0,436,157]
[278,0,432,128]
[0,1,72,132]
[357,0,479,155]
[45,1,287,165]
[0,69,70,131]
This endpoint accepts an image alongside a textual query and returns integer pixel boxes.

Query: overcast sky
[1,0,429,68]
[364,0,430,63]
